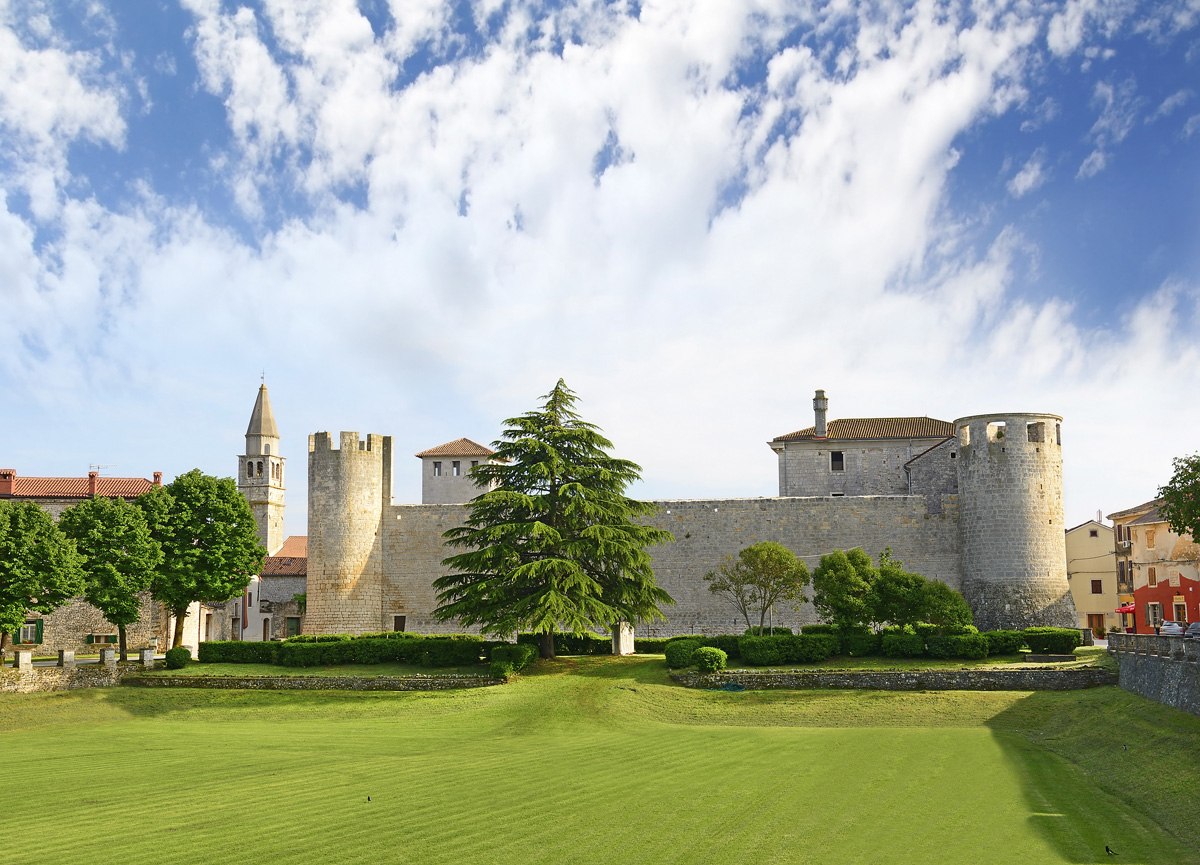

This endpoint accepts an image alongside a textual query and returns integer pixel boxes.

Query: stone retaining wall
[670,667,1117,691]
[123,674,500,691]
[1107,633,1200,716]
[0,663,137,694]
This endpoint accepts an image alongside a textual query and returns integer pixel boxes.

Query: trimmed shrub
[839,630,881,657]
[164,646,191,669]
[490,661,515,680]
[284,633,355,643]
[665,639,701,669]
[634,638,671,654]
[708,634,741,659]
[881,632,925,658]
[197,641,277,664]
[982,630,1024,655]
[926,633,989,659]
[693,647,727,673]
[793,634,838,663]
[738,635,789,666]
[517,632,610,655]
[801,624,836,635]
[744,626,793,636]
[490,643,538,672]
[1022,627,1081,655]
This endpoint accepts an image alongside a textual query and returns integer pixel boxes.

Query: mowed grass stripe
[4,659,1198,865]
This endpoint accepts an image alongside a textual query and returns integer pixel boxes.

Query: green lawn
[2,656,1195,865]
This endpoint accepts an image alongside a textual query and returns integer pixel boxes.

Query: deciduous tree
[1159,453,1200,542]
[138,470,265,648]
[0,501,85,659]
[810,547,877,632]
[922,579,974,634]
[705,542,809,633]
[868,549,929,628]
[59,495,162,660]
[434,380,674,658]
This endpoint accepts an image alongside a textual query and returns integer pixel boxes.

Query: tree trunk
[539,630,556,659]
[118,625,128,662]
[172,608,187,649]
[0,631,7,665]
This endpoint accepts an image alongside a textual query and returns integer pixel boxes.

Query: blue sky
[2,0,1198,538]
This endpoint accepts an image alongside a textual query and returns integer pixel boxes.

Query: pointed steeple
[246,385,280,438]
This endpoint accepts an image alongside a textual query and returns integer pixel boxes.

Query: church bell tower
[238,384,285,555]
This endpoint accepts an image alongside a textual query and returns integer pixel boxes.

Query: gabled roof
[415,438,495,458]
[1107,499,1161,521]
[772,417,955,443]
[246,384,280,438]
[904,436,955,466]
[262,535,307,576]
[1129,506,1167,526]
[274,535,307,557]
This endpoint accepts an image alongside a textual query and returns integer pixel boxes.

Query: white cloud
[1007,148,1048,196]
[1148,88,1191,120]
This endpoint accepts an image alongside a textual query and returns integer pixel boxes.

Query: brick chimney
[88,471,98,496]
[153,472,162,487]
[0,470,14,497]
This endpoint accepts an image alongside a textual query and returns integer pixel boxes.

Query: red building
[1109,499,1199,631]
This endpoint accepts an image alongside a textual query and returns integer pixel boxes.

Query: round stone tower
[954,412,1077,630]
[305,431,392,634]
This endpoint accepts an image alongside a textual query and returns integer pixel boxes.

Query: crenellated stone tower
[305,431,392,634]
[954,412,1077,630]
[238,385,285,555]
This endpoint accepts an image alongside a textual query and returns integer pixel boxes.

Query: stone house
[0,468,169,656]
[1107,499,1199,631]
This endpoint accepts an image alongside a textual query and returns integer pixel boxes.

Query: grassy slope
[1,657,1195,865]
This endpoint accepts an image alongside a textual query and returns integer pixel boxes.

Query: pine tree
[434,380,674,658]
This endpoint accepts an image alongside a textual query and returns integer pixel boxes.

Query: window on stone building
[394,615,407,632]
[1147,529,1156,548]
[1089,529,1098,537]
[265,444,270,455]
[1055,423,1061,445]
[471,460,479,468]
[1027,422,1045,443]
[453,461,461,476]
[1118,561,1125,579]
[247,461,253,478]
[1148,567,1157,587]
[1091,580,1102,594]
[257,460,263,477]
[18,620,42,644]
[433,462,441,477]
[1146,602,1162,626]
[831,451,844,471]
[831,492,845,497]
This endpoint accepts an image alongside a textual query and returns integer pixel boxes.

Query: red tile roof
[274,535,307,557]
[772,417,955,443]
[262,535,307,576]
[0,471,158,500]
[414,438,496,458]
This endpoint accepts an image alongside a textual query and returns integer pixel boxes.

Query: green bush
[881,632,925,658]
[634,638,671,654]
[284,633,355,643]
[982,630,1024,655]
[839,629,881,657]
[1022,627,1081,655]
[793,634,838,663]
[926,633,989,659]
[490,643,538,672]
[738,635,789,666]
[693,647,727,673]
[164,646,191,669]
[665,639,701,669]
[801,624,836,635]
[489,661,515,680]
[197,641,277,664]
[517,632,610,654]
[744,626,793,636]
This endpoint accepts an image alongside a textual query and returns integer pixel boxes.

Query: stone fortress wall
[304,397,1076,637]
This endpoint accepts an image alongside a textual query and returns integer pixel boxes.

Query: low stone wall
[1107,633,1200,717]
[0,663,139,694]
[670,667,1117,691]
[123,674,500,691]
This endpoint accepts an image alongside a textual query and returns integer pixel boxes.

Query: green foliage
[737,634,837,665]
[490,643,539,672]
[869,551,931,628]
[434,380,674,657]
[164,646,191,669]
[199,634,488,668]
[285,634,355,643]
[138,471,265,648]
[516,631,610,654]
[198,641,277,664]
[838,629,881,657]
[881,632,926,658]
[0,500,86,641]
[810,548,877,632]
[634,638,672,653]
[490,660,515,679]
[1158,452,1200,541]
[800,624,836,635]
[982,630,1024,655]
[743,626,793,636]
[58,495,162,658]
[665,638,701,669]
[925,633,989,659]
[922,580,974,634]
[692,646,727,673]
[705,542,809,631]
[1022,628,1081,655]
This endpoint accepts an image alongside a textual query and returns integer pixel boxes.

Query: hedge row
[490,643,540,679]
[1022,627,1083,655]
[516,632,611,655]
[198,634,489,668]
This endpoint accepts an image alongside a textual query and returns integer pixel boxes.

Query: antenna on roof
[89,464,117,474]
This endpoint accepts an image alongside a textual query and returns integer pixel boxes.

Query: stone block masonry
[1108,633,1200,717]
[671,667,1117,691]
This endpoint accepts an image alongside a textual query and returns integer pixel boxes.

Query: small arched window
[257,460,263,476]
[246,461,254,478]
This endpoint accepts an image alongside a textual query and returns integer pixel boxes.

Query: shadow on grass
[985,688,1200,864]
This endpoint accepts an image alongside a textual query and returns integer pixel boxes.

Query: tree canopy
[705,541,809,632]
[59,495,162,660]
[434,379,674,657]
[0,500,85,655]
[810,547,877,632]
[1159,452,1200,542]
[138,470,265,648]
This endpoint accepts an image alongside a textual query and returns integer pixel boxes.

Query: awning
[1115,603,1136,614]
